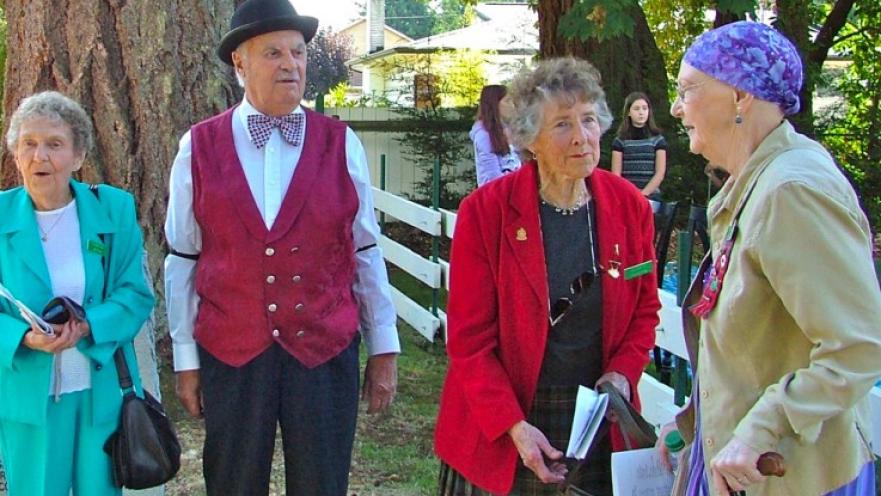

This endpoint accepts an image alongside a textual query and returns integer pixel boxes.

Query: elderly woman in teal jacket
[0,91,154,496]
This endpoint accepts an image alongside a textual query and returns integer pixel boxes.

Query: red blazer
[434,163,661,494]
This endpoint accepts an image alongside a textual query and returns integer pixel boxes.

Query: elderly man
[163,0,400,494]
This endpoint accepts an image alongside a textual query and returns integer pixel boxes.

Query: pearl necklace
[540,189,588,216]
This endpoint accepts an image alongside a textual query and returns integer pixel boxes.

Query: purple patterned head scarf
[684,21,803,115]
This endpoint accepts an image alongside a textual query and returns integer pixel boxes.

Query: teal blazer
[0,180,154,426]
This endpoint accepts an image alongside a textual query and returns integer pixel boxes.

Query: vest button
[290,246,300,253]
[266,275,276,284]
[268,303,278,312]
[95,364,103,371]
[272,329,280,337]
[292,275,301,283]
[295,303,305,312]
[296,330,306,338]
[86,297,94,304]
[265,247,275,256]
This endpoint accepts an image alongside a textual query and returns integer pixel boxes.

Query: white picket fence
[373,186,881,457]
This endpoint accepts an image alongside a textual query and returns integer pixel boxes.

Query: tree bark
[536,1,672,131]
[1,0,244,320]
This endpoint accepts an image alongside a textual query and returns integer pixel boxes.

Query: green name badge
[623,260,653,280]
[87,240,108,257]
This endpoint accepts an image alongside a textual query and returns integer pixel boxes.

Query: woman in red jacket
[435,57,661,496]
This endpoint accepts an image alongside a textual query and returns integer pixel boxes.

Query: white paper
[566,385,609,459]
[0,282,53,335]
[611,447,674,496]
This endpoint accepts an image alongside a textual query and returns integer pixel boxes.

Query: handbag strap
[89,185,134,394]
[597,382,657,449]
[561,383,657,491]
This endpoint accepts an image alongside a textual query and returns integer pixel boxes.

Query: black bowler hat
[217,0,319,65]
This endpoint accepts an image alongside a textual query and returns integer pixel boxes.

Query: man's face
[233,30,307,116]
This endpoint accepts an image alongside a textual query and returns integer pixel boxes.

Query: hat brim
[218,15,319,65]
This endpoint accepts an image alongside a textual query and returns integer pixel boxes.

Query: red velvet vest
[190,107,359,368]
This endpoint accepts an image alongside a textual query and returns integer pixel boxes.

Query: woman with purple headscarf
[657,21,881,496]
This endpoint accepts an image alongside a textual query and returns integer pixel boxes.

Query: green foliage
[434,0,474,34]
[386,0,475,40]
[372,51,481,208]
[558,0,638,41]
[305,27,354,100]
[386,0,435,39]
[715,0,758,16]
[815,2,881,228]
[642,0,709,79]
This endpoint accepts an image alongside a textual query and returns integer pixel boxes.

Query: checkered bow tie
[247,113,304,148]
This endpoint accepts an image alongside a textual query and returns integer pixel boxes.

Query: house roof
[347,4,537,68]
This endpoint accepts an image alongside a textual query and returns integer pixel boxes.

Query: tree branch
[810,0,855,66]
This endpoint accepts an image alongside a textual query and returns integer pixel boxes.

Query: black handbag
[103,349,181,489]
[559,382,658,495]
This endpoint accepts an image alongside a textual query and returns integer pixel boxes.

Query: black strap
[356,243,377,253]
[169,249,200,261]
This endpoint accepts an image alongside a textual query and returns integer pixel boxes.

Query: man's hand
[508,420,567,484]
[710,435,764,493]
[362,353,397,414]
[175,369,203,418]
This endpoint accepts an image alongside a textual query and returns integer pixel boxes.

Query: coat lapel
[504,163,549,310]
[71,181,116,300]
[589,171,625,329]
[2,188,52,291]
[267,110,321,243]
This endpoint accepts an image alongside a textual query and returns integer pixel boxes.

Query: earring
[735,107,743,124]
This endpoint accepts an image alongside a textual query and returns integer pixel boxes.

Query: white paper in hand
[566,385,609,459]
[611,447,674,495]
[0,282,53,335]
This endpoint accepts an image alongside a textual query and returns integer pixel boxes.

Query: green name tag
[87,240,108,257]
[623,260,653,280]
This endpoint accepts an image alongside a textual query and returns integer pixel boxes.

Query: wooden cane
[729,452,785,496]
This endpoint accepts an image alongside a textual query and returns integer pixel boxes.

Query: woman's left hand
[50,319,91,351]
[595,371,630,422]
[709,436,765,493]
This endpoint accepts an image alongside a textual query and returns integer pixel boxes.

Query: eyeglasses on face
[550,271,596,326]
[675,80,707,103]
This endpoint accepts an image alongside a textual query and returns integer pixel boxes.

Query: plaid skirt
[437,385,611,496]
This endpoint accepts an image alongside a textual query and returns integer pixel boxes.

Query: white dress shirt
[164,98,399,371]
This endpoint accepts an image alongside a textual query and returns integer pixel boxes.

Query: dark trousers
[199,338,360,496]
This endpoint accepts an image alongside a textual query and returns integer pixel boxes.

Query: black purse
[559,382,658,495]
[103,349,181,489]
[86,184,181,488]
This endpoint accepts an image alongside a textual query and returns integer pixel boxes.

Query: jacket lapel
[589,171,625,327]
[71,181,116,300]
[504,163,549,310]
[2,188,52,291]
[267,109,321,243]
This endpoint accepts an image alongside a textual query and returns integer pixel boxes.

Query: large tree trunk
[1,0,244,314]
[536,1,672,130]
